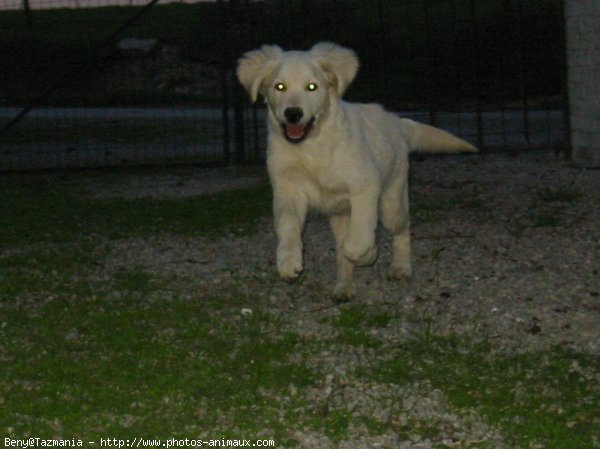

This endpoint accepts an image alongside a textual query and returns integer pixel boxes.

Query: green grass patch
[1,170,597,446]
[369,335,600,449]
[331,305,392,349]
[455,192,488,211]
[527,209,562,229]
[0,176,271,246]
[0,241,108,301]
[411,194,455,223]
[537,187,583,203]
[411,191,489,225]
[0,293,316,438]
[507,194,580,237]
[0,174,319,441]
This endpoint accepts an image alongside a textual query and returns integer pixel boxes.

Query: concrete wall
[565,0,600,167]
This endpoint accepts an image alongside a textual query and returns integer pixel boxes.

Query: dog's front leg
[343,186,379,266]
[273,191,308,282]
[330,213,355,301]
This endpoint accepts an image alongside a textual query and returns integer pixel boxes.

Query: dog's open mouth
[282,117,316,144]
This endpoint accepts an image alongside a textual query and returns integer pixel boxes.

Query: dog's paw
[332,282,354,303]
[277,252,303,282]
[343,241,378,266]
[388,271,412,287]
[388,265,413,286]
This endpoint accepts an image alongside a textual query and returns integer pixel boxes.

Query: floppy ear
[237,45,283,103]
[310,42,359,97]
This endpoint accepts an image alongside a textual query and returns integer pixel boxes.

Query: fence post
[558,0,571,158]
[423,0,437,126]
[219,9,231,165]
[23,0,33,29]
[227,0,247,165]
[376,0,390,107]
[469,0,484,150]
[217,0,232,165]
[515,0,530,147]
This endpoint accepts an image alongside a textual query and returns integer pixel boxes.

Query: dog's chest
[297,158,351,214]
[317,188,351,214]
[270,139,355,214]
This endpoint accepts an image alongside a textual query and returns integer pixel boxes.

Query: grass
[411,191,488,224]
[0,175,272,247]
[369,334,600,449]
[1,171,598,446]
[537,187,583,203]
[331,305,392,349]
[0,171,312,440]
[1,293,316,438]
[506,186,583,237]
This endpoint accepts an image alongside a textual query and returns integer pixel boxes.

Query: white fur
[238,42,477,300]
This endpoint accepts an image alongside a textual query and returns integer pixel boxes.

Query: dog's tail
[400,118,478,154]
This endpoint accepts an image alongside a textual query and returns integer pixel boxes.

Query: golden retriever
[237,42,477,300]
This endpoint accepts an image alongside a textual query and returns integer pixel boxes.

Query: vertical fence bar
[251,105,260,162]
[469,0,483,150]
[500,0,514,151]
[423,0,436,126]
[558,0,571,158]
[220,51,231,165]
[217,0,230,165]
[406,1,418,120]
[448,0,460,139]
[331,0,343,44]
[227,0,246,165]
[515,0,530,147]
[23,0,33,29]
[376,0,390,106]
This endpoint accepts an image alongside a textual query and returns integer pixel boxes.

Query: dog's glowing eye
[306,83,318,91]
[275,83,286,92]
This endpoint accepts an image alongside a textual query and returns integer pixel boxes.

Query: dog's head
[237,42,359,144]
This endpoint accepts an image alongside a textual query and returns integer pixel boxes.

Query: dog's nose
[284,107,304,124]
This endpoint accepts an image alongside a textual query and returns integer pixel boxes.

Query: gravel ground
[102,151,599,448]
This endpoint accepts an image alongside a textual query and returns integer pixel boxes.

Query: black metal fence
[0,0,569,171]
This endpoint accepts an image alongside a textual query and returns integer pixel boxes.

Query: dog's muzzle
[282,107,315,144]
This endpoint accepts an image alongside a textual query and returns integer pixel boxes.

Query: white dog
[237,42,477,300]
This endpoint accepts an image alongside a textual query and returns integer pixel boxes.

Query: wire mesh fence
[1,0,231,169]
[0,0,193,10]
[0,0,569,171]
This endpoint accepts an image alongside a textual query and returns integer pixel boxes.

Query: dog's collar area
[282,116,316,144]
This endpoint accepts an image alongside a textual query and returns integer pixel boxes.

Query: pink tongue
[286,123,305,139]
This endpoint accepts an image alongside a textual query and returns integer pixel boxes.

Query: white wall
[565,0,600,167]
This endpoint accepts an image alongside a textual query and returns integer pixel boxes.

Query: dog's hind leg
[329,213,355,301]
[380,178,413,285]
